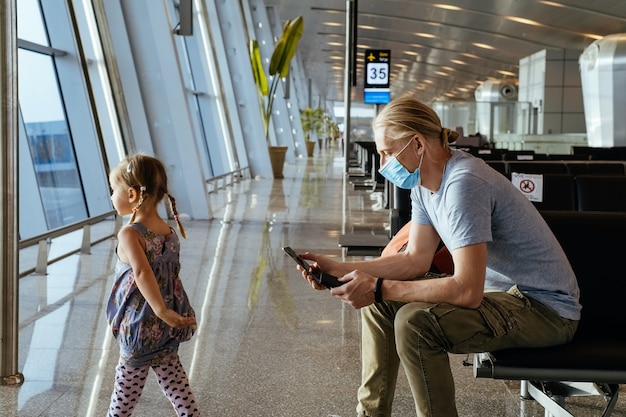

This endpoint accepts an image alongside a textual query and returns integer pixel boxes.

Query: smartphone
[282,246,342,288]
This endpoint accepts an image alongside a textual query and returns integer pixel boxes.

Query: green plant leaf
[269,16,304,78]
[248,16,304,143]
[249,39,268,96]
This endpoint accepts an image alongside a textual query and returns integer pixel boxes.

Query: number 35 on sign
[364,49,390,88]
[367,63,388,85]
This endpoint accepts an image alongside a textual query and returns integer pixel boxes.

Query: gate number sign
[364,49,391,104]
[364,50,390,88]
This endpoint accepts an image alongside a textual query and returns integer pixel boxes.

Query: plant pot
[268,146,288,179]
[305,141,316,157]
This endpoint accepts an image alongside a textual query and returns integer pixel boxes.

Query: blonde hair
[110,153,187,238]
[372,95,458,147]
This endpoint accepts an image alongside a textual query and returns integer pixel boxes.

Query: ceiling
[264,0,626,105]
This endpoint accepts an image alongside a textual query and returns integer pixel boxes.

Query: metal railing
[21,167,252,278]
[205,167,250,193]
[19,210,119,277]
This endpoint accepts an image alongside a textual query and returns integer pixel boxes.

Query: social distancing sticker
[511,172,544,202]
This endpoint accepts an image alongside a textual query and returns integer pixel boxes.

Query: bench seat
[474,211,626,416]
[474,339,626,383]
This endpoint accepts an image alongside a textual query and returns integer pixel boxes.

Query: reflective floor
[3,143,626,416]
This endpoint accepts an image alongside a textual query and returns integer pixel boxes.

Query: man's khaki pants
[356,286,578,417]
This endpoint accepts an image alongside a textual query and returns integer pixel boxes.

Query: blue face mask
[378,141,424,189]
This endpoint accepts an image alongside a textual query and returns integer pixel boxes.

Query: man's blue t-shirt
[411,149,581,320]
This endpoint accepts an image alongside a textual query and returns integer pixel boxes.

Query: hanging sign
[364,49,391,104]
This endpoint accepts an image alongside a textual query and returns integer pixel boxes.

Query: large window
[169,0,241,177]
[17,0,115,235]
[18,49,87,229]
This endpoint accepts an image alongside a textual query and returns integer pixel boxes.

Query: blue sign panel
[364,89,390,104]
[364,50,391,104]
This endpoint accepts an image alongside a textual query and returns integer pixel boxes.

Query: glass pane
[18,49,88,229]
[17,0,49,45]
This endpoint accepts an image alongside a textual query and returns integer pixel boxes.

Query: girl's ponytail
[167,193,186,239]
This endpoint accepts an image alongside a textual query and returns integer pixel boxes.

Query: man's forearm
[342,251,429,280]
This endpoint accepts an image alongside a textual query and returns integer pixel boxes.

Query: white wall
[518,49,585,135]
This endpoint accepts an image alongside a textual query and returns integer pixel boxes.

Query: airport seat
[573,146,626,161]
[546,154,590,161]
[349,141,382,191]
[530,174,577,211]
[565,161,626,175]
[390,187,411,236]
[503,150,536,161]
[575,174,626,211]
[470,148,505,160]
[474,211,626,417]
[507,161,568,175]
[485,161,507,176]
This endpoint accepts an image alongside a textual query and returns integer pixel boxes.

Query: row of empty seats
[348,141,385,191]
[510,173,626,211]
[486,160,626,176]
[460,145,626,162]
[340,141,391,255]
[479,158,626,211]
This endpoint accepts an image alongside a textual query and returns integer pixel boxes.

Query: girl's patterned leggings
[108,354,199,416]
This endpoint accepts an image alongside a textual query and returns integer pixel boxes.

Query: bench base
[474,353,621,416]
[523,380,618,417]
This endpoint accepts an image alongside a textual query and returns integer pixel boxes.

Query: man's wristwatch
[374,277,384,303]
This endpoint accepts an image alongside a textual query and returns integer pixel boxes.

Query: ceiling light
[506,12,601,40]
[432,4,462,11]
[498,70,517,76]
[505,16,542,27]
[537,1,565,8]
[472,43,494,50]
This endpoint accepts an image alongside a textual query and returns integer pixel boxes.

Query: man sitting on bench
[298,96,581,417]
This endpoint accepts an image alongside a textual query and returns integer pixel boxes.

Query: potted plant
[325,117,340,148]
[299,107,325,157]
[328,118,340,140]
[249,16,304,178]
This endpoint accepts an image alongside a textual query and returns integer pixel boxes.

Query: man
[299,96,580,417]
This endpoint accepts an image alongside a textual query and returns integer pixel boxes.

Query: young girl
[106,154,199,416]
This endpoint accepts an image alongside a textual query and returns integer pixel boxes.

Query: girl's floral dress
[106,223,196,367]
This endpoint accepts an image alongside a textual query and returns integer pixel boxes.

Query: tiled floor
[3,143,625,416]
